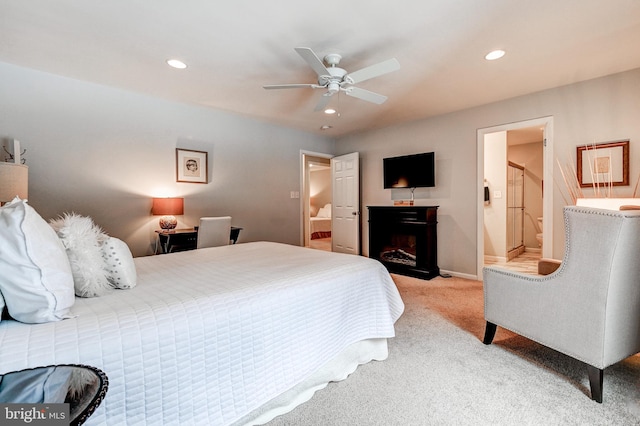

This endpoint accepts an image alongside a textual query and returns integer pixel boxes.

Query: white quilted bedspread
[0,242,404,425]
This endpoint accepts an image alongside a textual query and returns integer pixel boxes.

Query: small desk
[156,227,242,254]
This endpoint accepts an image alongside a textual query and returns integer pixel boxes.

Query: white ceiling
[2,1,640,137]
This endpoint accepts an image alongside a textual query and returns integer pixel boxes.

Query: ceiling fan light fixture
[327,82,340,94]
[485,50,505,61]
[166,59,187,69]
[264,47,400,111]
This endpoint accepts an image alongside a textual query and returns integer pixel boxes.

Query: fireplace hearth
[368,206,439,280]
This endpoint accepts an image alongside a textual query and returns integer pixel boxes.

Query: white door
[331,152,360,254]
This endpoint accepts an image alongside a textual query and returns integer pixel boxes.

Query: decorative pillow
[49,213,112,298]
[0,198,75,323]
[101,236,137,289]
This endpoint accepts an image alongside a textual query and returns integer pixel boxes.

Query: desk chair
[196,216,232,249]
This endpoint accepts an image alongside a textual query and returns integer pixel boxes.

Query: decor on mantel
[152,197,184,230]
[0,140,28,205]
[393,187,416,206]
[176,148,208,183]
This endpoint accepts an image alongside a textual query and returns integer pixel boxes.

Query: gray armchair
[483,206,640,403]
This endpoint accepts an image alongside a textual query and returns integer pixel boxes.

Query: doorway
[301,151,333,251]
[476,117,554,279]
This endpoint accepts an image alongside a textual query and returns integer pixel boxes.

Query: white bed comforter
[310,217,331,237]
[0,242,404,425]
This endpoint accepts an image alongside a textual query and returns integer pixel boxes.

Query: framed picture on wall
[577,140,629,188]
[176,148,208,183]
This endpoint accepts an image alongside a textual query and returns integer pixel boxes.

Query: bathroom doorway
[477,117,554,278]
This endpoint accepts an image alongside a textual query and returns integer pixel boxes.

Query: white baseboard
[439,269,479,281]
[483,255,507,263]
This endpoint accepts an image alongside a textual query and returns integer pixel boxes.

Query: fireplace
[381,234,417,266]
[368,206,439,280]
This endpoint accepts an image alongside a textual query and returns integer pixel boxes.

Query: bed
[310,217,331,239]
[0,203,404,425]
[310,203,332,239]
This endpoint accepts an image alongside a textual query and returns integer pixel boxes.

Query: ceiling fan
[263,47,400,111]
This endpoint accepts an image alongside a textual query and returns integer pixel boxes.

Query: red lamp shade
[152,197,184,230]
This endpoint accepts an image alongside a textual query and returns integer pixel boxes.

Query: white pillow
[101,237,137,289]
[0,198,75,323]
[317,206,331,218]
[0,290,5,323]
[50,213,112,298]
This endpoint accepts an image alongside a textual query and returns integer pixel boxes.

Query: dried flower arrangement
[3,145,27,164]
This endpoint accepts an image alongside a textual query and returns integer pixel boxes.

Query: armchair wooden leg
[483,322,497,345]
[586,365,603,403]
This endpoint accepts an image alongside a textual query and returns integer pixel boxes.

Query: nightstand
[156,227,242,254]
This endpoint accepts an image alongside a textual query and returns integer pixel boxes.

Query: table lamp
[152,197,184,230]
[0,162,28,206]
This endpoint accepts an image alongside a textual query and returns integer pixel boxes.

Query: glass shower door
[507,161,524,252]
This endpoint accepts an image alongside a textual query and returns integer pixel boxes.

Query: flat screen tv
[383,152,435,189]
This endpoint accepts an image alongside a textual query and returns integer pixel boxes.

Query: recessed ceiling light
[324,108,336,115]
[485,50,505,61]
[166,59,187,69]
[320,125,333,130]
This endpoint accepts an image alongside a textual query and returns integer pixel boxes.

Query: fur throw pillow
[50,213,112,298]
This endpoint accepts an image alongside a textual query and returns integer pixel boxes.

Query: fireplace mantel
[367,206,439,280]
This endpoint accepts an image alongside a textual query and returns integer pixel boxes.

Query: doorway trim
[300,150,333,247]
[476,116,554,279]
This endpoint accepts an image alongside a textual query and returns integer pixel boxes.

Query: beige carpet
[267,274,640,425]
[308,237,331,252]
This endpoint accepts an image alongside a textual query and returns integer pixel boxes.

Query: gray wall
[3,59,639,276]
[336,68,640,277]
[0,61,335,257]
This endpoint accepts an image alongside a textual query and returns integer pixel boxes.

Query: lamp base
[159,215,177,230]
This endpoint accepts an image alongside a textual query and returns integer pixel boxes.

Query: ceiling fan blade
[263,84,317,90]
[295,47,330,77]
[346,58,400,84]
[313,93,333,112]
[344,87,388,104]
